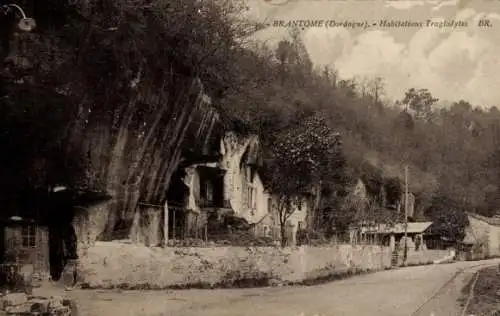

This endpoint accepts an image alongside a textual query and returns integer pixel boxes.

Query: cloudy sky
[247,0,500,107]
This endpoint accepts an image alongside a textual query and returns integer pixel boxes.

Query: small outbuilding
[0,216,50,282]
[360,221,433,251]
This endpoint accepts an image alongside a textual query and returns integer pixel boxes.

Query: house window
[247,186,256,209]
[21,225,36,248]
[267,198,272,213]
[200,178,213,203]
[205,181,213,202]
[244,167,252,182]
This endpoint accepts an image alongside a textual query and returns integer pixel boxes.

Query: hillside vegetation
[0,0,497,237]
[218,27,500,227]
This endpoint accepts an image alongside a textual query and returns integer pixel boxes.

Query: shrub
[297,229,327,246]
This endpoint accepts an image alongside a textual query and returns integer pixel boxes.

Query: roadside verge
[461,265,500,316]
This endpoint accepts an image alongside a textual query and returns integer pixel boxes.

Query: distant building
[0,188,111,283]
[151,132,309,246]
[360,221,433,251]
[461,212,500,259]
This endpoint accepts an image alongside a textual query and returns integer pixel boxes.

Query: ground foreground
[34,259,500,316]
[464,265,500,316]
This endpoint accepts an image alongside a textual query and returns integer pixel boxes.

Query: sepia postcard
[0,0,500,315]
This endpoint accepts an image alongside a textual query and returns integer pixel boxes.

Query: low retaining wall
[401,249,454,266]
[76,242,392,289]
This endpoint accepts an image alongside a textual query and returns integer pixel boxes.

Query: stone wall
[77,242,392,289]
[129,205,162,246]
[398,249,453,266]
[487,222,500,257]
[72,201,112,256]
[0,293,77,316]
[294,245,391,280]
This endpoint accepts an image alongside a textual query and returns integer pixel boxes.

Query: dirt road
[35,259,500,316]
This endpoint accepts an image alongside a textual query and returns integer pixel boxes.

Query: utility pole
[1,4,36,31]
[1,3,36,76]
[403,165,409,266]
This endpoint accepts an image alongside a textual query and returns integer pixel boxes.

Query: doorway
[46,190,77,281]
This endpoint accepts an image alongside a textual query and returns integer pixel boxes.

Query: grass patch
[405,260,435,267]
[79,260,458,292]
[458,272,476,308]
[465,255,500,262]
[438,259,456,265]
[462,266,500,316]
[77,267,387,291]
[80,272,275,290]
[400,259,456,268]
[287,268,373,287]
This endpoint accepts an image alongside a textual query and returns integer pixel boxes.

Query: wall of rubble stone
[403,249,454,265]
[0,293,77,316]
[73,201,111,250]
[77,242,392,289]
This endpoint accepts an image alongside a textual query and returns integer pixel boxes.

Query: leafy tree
[338,79,357,98]
[262,113,340,246]
[359,161,384,199]
[384,177,402,207]
[401,88,439,120]
[324,200,355,238]
[394,110,415,131]
[425,192,470,244]
[321,66,337,89]
[479,189,500,217]
[369,77,385,105]
[274,28,313,87]
[450,100,472,115]
[358,76,385,109]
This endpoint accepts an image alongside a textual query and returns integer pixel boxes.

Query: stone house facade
[167,132,309,245]
[130,131,311,246]
[0,217,50,280]
[462,212,500,259]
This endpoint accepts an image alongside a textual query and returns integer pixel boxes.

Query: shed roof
[0,216,42,226]
[361,222,433,234]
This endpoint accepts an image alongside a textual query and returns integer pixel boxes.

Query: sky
[246,0,500,107]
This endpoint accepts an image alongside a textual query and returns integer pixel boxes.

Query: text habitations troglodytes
[378,19,468,28]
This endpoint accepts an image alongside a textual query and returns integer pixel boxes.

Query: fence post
[163,202,169,247]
